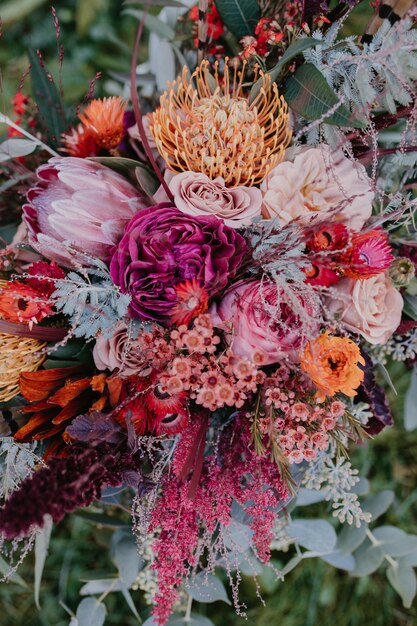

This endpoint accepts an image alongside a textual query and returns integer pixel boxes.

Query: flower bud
[389,257,415,287]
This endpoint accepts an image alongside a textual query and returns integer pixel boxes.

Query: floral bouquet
[1,0,417,624]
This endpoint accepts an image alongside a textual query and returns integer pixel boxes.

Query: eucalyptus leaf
[404,367,417,431]
[295,488,326,506]
[34,515,53,609]
[287,519,337,554]
[336,522,367,555]
[372,526,417,557]
[124,9,175,39]
[187,573,231,605]
[119,582,142,622]
[143,616,215,626]
[284,63,366,129]
[321,551,355,572]
[28,49,66,147]
[399,551,417,567]
[387,564,417,608]
[215,0,260,38]
[0,555,27,588]
[80,579,124,595]
[111,530,143,587]
[362,490,394,521]
[76,597,107,626]
[0,138,38,162]
[281,555,302,576]
[222,519,253,552]
[351,540,384,577]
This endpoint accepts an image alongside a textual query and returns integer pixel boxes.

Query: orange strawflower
[301,332,365,401]
[0,280,53,326]
[78,97,126,150]
[150,59,291,187]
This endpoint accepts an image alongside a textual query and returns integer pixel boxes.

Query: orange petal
[51,396,90,425]
[91,395,107,411]
[107,376,123,408]
[90,373,107,393]
[14,411,54,441]
[19,366,82,401]
[48,378,91,407]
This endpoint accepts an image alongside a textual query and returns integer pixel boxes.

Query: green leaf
[123,9,175,39]
[135,165,159,198]
[187,573,231,605]
[143,616,215,626]
[34,516,53,609]
[124,0,187,6]
[28,49,66,148]
[387,564,417,609]
[320,552,355,572]
[88,156,144,178]
[76,597,107,626]
[250,38,322,102]
[0,138,38,162]
[0,555,27,588]
[215,0,260,38]
[74,510,129,528]
[284,63,366,129]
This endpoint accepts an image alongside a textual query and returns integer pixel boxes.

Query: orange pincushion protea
[301,332,365,401]
[79,97,126,150]
[149,60,292,187]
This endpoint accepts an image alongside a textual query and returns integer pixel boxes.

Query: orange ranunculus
[300,332,365,401]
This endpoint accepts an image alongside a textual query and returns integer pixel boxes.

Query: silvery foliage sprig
[0,439,41,500]
[301,450,372,527]
[303,18,417,121]
[51,259,131,340]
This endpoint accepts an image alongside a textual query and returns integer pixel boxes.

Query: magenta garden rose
[23,157,147,266]
[210,279,320,364]
[110,203,248,324]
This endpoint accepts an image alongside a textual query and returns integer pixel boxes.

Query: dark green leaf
[215,0,260,38]
[28,49,67,148]
[74,510,129,528]
[135,165,159,198]
[284,63,366,129]
[88,156,144,178]
[250,38,322,102]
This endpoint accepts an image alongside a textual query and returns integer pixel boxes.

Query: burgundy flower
[110,203,248,324]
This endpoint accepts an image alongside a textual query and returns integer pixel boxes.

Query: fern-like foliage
[0,439,40,501]
[51,259,131,340]
[303,18,417,121]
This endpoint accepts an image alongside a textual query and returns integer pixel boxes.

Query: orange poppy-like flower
[0,280,53,326]
[78,97,126,150]
[301,332,365,401]
[150,60,292,187]
[61,123,99,157]
[15,367,123,458]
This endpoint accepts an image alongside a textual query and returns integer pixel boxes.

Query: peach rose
[260,147,374,230]
[156,171,262,228]
[326,273,403,345]
[93,322,145,376]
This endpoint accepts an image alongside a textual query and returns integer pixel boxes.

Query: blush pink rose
[93,322,146,376]
[210,279,320,364]
[155,171,262,228]
[326,273,403,345]
[261,146,374,230]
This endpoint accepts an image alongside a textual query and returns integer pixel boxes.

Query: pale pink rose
[210,279,320,364]
[156,171,262,228]
[93,322,146,376]
[326,273,403,345]
[261,147,374,230]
